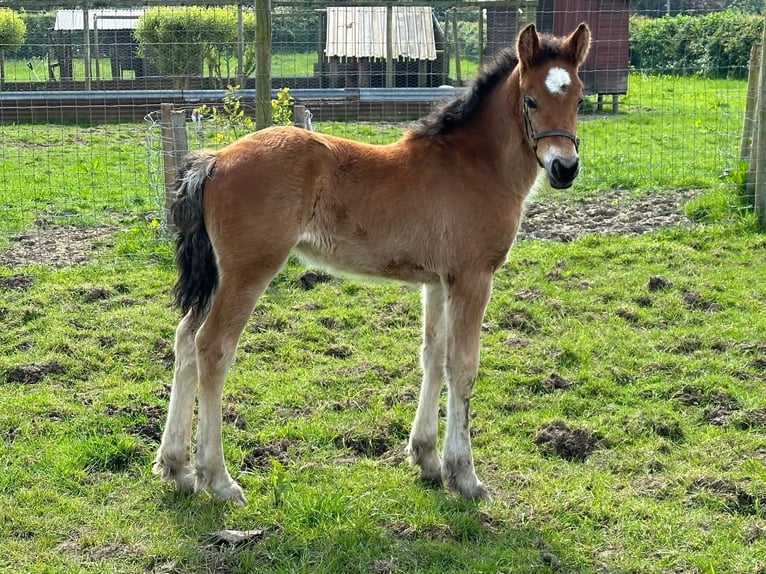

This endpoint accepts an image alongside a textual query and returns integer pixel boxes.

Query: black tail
[170,151,219,316]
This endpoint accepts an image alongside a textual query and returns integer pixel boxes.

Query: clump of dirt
[0,225,114,268]
[296,270,333,290]
[681,290,722,312]
[614,307,640,323]
[242,438,293,470]
[104,403,165,443]
[82,286,111,303]
[222,406,247,430]
[384,386,418,408]
[499,309,539,334]
[731,408,766,430]
[323,345,353,359]
[3,361,66,384]
[647,275,672,292]
[536,372,571,393]
[0,273,34,291]
[534,420,605,462]
[703,404,738,427]
[688,476,764,516]
[334,419,408,459]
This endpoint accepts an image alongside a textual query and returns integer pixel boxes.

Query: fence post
[160,103,188,232]
[755,19,766,227]
[254,0,272,130]
[742,45,761,204]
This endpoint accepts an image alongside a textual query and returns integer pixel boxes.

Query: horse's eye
[524,96,537,110]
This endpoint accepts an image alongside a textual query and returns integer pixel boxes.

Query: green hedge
[0,8,26,53]
[630,11,763,77]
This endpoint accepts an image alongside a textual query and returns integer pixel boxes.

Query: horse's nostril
[551,158,579,182]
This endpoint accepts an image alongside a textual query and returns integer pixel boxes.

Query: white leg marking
[441,274,493,501]
[407,283,447,483]
[154,311,203,493]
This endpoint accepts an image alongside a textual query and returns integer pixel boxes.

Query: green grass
[576,74,747,194]
[1,72,764,572]
[1,223,765,573]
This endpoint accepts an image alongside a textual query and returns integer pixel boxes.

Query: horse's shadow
[158,479,569,572]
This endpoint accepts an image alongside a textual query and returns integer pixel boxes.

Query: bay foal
[154,23,591,504]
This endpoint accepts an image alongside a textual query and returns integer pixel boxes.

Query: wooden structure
[319,6,447,88]
[486,0,629,112]
[53,9,153,82]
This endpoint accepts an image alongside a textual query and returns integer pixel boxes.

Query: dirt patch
[681,290,722,312]
[534,420,605,462]
[731,408,766,430]
[499,309,539,334]
[104,403,165,443]
[296,270,333,290]
[3,361,66,384]
[242,438,293,470]
[323,344,354,359]
[81,286,111,303]
[688,476,764,515]
[0,225,114,268]
[518,189,699,241]
[0,273,34,291]
[334,419,408,459]
[222,405,247,430]
[535,372,572,393]
[647,275,672,292]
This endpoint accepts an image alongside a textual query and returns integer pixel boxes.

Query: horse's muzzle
[547,156,579,189]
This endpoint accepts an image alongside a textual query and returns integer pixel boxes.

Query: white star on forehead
[545,67,571,95]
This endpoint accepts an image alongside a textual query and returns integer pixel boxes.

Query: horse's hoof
[207,478,247,506]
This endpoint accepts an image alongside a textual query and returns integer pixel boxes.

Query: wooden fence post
[755,20,766,227]
[160,103,188,232]
[742,44,761,204]
[254,0,272,130]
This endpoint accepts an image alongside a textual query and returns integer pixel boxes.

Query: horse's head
[517,23,591,189]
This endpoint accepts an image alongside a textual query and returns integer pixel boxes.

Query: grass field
[1,72,765,572]
[6,53,474,83]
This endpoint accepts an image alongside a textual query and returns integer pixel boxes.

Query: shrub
[0,8,26,52]
[630,11,763,77]
[135,7,237,88]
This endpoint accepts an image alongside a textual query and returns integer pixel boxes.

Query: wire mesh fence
[0,2,762,268]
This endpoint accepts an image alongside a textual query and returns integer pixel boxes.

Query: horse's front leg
[407,283,447,484]
[442,272,493,501]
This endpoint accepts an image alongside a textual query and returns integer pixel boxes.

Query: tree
[0,8,26,87]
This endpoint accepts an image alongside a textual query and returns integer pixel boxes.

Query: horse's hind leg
[407,283,446,484]
[442,272,493,501]
[153,309,206,492]
[193,268,282,505]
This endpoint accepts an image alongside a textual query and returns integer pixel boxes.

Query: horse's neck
[464,71,540,193]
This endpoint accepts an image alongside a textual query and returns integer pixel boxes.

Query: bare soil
[0,190,698,268]
[534,419,606,461]
[0,225,114,268]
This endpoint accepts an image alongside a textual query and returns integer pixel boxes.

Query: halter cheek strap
[523,102,580,168]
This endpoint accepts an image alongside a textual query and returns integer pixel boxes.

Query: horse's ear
[517,24,540,69]
[565,22,591,66]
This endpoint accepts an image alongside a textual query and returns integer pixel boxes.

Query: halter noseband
[523,101,580,168]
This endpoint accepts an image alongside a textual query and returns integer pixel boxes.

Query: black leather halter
[523,101,580,168]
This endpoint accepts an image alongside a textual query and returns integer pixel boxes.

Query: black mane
[407,48,519,139]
